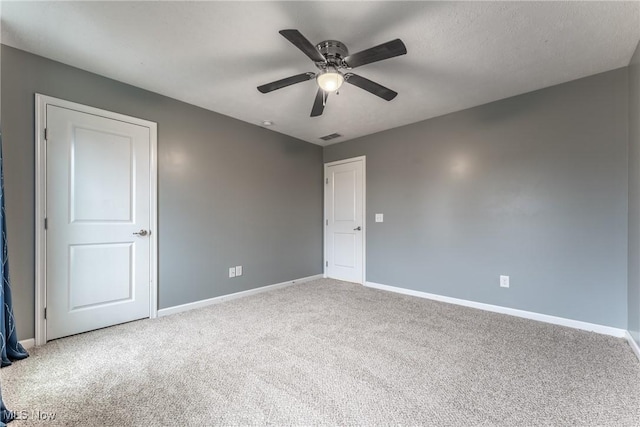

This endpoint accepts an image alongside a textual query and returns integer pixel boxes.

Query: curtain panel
[0,132,30,425]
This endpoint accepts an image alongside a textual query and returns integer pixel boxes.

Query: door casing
[324,156,366,284]
[35,94,158,345]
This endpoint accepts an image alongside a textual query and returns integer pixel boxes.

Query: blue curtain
[0,131,29,425]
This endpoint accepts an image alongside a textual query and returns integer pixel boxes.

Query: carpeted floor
[2,279,639,426]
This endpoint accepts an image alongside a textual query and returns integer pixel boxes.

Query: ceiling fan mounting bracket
[315,40,349,69]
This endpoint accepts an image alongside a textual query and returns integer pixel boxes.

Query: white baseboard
[365,281,627,338]
[18,277,634,354]
[158,274,323,317]
[626,331,640,362]
[19,338,35,350]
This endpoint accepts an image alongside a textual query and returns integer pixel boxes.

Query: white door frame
[323,156,366,284]
[34,94,159,346]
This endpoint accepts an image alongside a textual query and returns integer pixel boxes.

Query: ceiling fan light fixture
[258,29,407,117]
[317,69,344,92]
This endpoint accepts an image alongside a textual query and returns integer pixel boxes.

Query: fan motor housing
[316,40,349,68]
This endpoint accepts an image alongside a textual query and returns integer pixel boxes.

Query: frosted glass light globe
[317,71,344,92]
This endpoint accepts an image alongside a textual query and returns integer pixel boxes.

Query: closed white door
[46,104,152,340]
[325,158,364,283]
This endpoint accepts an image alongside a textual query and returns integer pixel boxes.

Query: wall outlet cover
[235,265,243,276]
[229,267,236,278]
[375,213,384,223]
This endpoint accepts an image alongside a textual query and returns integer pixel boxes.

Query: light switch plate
[375,213,384,223]
[500,275,509,288]
[235,265,243,276]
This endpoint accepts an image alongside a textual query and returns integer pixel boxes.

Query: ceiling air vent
[319,133,342,141]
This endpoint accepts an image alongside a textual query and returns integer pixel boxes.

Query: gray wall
[1,45,323,339]
[1,42,634,338]
[629,40,640,346]
[325,68,629,328]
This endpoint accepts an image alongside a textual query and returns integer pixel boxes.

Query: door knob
[133,229,149,236]
[354,226,361,231]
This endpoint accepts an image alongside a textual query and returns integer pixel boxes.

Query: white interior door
[325,158,365,283]
[46,104,152,340]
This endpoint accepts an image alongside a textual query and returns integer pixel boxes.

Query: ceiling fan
[257,29,407,117]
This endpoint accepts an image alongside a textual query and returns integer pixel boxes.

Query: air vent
[319,133,342,141]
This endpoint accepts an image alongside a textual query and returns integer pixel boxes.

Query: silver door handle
[354,226,361,231]
[133,229,149,236]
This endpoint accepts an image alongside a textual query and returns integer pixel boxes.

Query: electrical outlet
[375,213,384,222]
[235,265,243,276]
[500,275,510,288]
[229,267,236,278]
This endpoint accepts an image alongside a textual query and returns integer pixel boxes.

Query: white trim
[158,274,323,317]
[324,156,367,168]
[626,331,640,362]
[34,94,159,346]
[20,278,637,352]
[365,281,627,338]
[323,156,366,284]
[149,121,158,319]
[18,338,35,350]
[35,95,46,346]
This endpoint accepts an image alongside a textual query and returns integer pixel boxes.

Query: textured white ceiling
[2,1,639,146]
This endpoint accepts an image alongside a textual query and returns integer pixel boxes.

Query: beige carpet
[2,278,639,426]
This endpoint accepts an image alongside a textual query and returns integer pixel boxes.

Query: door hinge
[44,307,47,319]
[44,218,48,230]
[325,178,328,184]
[326,219,328,226]
[326,261,328,267]
[44,128,48,140]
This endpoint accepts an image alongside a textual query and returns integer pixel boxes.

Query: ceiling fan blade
[279,29,326,63]
[311,88,327,117]
[343,39,407,69]
[257,72,315,93]
[344,73,398,101]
